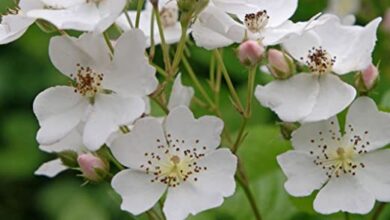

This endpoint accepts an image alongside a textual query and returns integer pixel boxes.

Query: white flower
[167,73,194,110]
[255,15,381,123]
[277,97,390,214]
[116,1,182,47]
[26,0,127,32]
[192,0,304,50]
[33,29,158,150]
[110,107,237,220]
[35,127,85,177]
[0,0,43,44]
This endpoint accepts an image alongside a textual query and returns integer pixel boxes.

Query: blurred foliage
[0,0,390,220]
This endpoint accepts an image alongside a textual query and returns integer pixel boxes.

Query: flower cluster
[1,0,389,219]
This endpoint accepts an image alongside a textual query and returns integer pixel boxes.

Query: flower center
[139,135,209,187]
[303,47,336,75]
[244,10,269,33]
[70,64,104,98]
[310,121,369,179]
[160,6,179,28]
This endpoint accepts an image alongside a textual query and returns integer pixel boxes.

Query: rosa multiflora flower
[256,15,381,123]
[192,0,323,50]
[116,0,183,47]
[278,97,390,214]
[110,107,237,220]
[33,29,158,151]
[26,0,126,32]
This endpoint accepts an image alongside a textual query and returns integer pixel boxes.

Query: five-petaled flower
[256,14,381,123]
[277,97,390,214]
[33,29,158,151]
[109,107,237,220]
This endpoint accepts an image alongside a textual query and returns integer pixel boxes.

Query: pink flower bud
[237,40,265,66]
[361,64,379,90]
[267,49,294,79]
[77,154,108,182]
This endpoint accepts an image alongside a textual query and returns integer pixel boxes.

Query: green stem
[344,212,350,220]
[214,50,244,113]
[236,168,262,220]
[149,9,156,61]
[153,4,172,72]
[182,55,215,110]
[372,203,386,220]
[232,118,248,153]
[170,24,189,75]
[245,67,257,117]
[135,0,144,28]
[124,10,134,29]
[107,151,125,170]
[103,32,114,55]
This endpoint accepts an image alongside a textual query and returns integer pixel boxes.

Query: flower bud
[355,64,379,93]
[267,49,294,80]
[237,40,265,67]
[77,153,109,182]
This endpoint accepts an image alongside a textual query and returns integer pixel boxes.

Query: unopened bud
[77,154,109,182]
[237,40,265,67]
[268,49,294,80]
[355,64,379,93]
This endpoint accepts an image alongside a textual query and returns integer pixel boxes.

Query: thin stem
[344,212,350,220]
[236,168,262,220]
[153,4,172,72]
[372,203,386,220]
[135,0,144,28]
[107,151,125,170]
[149,9,156,61]
[124,10,134,29]
[214,50,244,113]
[182,55,215,110]
[245,67,257,117]
[170,24,189,75]
[103,32,114,55]
[146,210,161,220]
[232,118,248,153]
[150,61,168,78]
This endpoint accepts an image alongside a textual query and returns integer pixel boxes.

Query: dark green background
[0,0,390,219]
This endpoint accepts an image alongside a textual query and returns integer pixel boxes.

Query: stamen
[70,64,104,98]
[301,47,336,75]
[244,10,269,33]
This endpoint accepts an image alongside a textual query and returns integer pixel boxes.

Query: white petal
[35,159,67,178]
[168,74,194,110]
[302,74,356,123]
[163,181,225,220]
[315,16,381,75]
[28,0,127,32]
[112,170,166,215]
[282,29,321,63]
[0,15,35,45]
[83,94,145,151]
[33,86,89,145]
[39,127,84,153]
[291,116,341,152]
[314,175,375,214]
[108,117,166,169]
[164,107,224,152]
[94,0,127,33]
[357,149,390,202]
[212,0,298,27]
[193,149,237,196]
[277,151,328,197]
[192,5,237,50]
[345,97,390,151]
[19,0,44,11]
[255,74,320,122]
[49,33,111,78]
[104,29,158,97]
